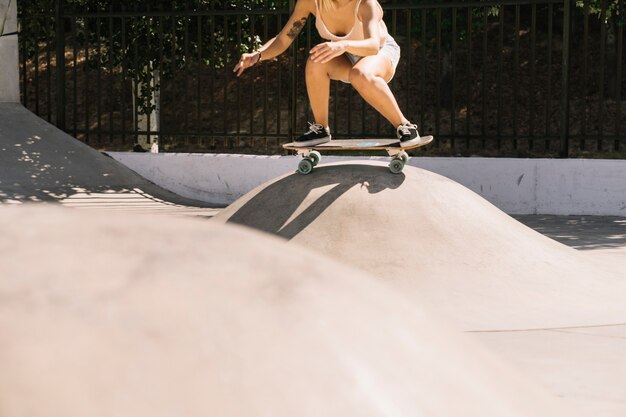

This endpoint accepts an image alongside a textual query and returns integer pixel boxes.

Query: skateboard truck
[296,148,409,175]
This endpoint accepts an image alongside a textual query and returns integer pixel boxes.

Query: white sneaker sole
[294,136,331,147]
[398,136,423,147]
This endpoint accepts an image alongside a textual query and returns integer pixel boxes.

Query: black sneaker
[295,122,331,146]
[396,122,421,144]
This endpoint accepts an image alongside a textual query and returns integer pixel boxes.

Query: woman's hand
[233,51,261,77]
[309,41,348,64]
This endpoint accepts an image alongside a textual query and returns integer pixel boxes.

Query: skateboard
[283,136,434,175]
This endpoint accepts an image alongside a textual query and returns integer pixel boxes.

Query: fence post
[288,0,296,142]
[559,0,571,157]
[55,0,66,130]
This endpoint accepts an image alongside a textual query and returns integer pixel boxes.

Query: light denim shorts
[343,34,401,83]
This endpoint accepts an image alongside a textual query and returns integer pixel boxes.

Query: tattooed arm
[234,0,312,76]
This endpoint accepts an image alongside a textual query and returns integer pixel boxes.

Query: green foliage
[18,0,289,115]
[576,0,624,25]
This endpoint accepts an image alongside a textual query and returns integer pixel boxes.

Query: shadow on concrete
[0,103,214,211]
[226,163,405,239]
[515,215,626,251]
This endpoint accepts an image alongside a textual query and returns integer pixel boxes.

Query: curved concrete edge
[108,152,626,215]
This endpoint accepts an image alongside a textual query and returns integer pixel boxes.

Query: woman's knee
[306,55,329,77]
[348,66,376,89]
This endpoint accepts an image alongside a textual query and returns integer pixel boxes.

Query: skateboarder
[233,0,425,147]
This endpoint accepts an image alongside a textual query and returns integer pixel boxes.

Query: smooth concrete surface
[0,0,19,103]
[214,161,626,416]
[0,205,580,417]
[108,152,626,215]
[215,162,626,331]
[475,326,626,417]
[0,104,219,216]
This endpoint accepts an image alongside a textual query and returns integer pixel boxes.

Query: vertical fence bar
[496,5,503,149]
[597,0,607,148]
[108,12,114,143]
[169,7,178,149]
[55,0,65,130]
[224,15,229,141]
[34,20,40,115]
[210,10,216,143]
[435,8,441,140]
[96,15,101,143]
[481,7,487,145]
[616,0,623,150]
[20,17,27,107]
[559,0,571,157]
[44,18,53,122]
[197,14,203,137]
[529,3,536,148]
[121,10,127,145]
[545,3,553,149]
[581,0,589,147]
[420,9,426,132]
[157,9,164,145]
[72,19,77,137]
[45,15,51,121]
[466,6,472,147]
[451,7,457,143]
[513,4,520,148]
[184,4,191,144]
[131,9,138,145]
[85,15,91,144]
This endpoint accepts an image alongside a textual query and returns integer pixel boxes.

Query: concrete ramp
[0,103,216,211]
[215,161,626,331]
[0,205,578,417]
[214,162,626,416]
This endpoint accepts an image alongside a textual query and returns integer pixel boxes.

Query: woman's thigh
[351,54,394,83]
[307,53,353,82]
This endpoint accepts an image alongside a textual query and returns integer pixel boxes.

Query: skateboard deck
[283,136,434,175]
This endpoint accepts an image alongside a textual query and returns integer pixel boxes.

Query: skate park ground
[1,103,626,416]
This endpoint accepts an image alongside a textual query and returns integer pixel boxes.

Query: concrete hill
[215,161,626,331]
[0,205,577,417]
[215,161,626,416]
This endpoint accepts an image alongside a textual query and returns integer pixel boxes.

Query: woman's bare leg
[348,55,408,128]
[305,54,352,127]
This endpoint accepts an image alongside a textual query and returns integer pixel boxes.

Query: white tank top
[314,0,387,45]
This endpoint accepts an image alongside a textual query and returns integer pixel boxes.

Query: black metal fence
[18,0,625,157]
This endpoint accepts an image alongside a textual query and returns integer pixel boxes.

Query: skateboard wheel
[400,152,409,164]
[388,158,405,174]
[298,158,314,175]
[309,151,321,166]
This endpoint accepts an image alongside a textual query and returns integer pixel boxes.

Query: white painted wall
[107,152,626,216]
[0,0,19,103]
